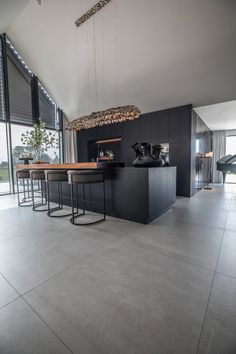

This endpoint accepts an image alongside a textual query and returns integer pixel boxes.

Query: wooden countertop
[16,162,125,170]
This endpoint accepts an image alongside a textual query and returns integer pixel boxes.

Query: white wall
[0,0,29,33]
[7,0,236,120]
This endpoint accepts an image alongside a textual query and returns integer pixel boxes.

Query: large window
[11,125,33,182]
[226,135,236,183]
[0,34,63,195]
[0,123,10,194]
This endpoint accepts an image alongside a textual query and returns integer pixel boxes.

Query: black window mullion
[1,34,10,123]
[31,75,39,124]
[1,35,15,193]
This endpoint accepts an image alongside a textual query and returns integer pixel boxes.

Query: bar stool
[16,169,32,207]
[45,170,71,218]
[68,170,106,226]
[30,170,47,211]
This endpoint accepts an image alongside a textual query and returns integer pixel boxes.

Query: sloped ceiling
[6,0,236,121]
[0,0,30,33]
[194,100,236,131]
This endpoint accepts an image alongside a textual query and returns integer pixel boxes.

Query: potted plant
[21,118,58,163]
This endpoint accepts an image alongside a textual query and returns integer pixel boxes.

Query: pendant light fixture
[66,105,141,131]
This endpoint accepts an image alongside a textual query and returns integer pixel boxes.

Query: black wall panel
[150,110,169,143]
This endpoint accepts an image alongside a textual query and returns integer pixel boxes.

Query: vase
[34,148,43,163]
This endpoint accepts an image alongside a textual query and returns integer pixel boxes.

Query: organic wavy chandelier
[66,105,141,131]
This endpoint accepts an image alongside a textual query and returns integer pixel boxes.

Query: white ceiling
[0,0,29,34]
[4,0,236,121]
[194,100,236,131]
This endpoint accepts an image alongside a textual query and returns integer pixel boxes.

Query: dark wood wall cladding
[191,110,212,194]
[77,104,193,196]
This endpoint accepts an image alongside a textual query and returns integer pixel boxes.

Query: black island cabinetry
[47,165,176,224]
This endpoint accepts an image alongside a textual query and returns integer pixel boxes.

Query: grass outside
[0,166,10,182]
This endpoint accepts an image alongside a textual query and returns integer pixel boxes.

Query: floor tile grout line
[0,271,21,297]
[21,237,121,297]
[195,191,232,354]
[0,268,74,353]
[215,270,236,281]
[0,296,21,312]
[22,296,74,354]
[124,237,218,274]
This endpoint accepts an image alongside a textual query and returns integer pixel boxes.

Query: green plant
[21,118,58,162]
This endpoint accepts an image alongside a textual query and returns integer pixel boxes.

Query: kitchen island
[16,163,176,224]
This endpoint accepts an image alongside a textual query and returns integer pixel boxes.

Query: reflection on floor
[0,182,10,195]
[0,184,236,354]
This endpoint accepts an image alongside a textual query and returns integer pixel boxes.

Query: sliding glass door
[11,124,33,188]
[0,122,11,194]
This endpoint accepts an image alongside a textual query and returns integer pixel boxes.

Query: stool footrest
[47,206,72,218]
[70,212,105,226]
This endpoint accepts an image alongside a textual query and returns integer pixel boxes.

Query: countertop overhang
[16,162,125,170]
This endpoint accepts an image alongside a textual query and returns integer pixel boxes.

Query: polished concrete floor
[0,184,236,354]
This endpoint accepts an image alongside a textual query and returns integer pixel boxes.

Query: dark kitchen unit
[87,137,122,162]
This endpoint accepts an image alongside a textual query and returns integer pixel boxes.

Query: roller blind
[7,45,33,125]
[38,82,57,129]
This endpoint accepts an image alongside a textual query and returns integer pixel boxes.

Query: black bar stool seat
[16,169,30,179]
[68,170,106,226]
[45,170,71,218]
[16,169,32,207]
[30,170,45,181]
[44,170,68,182]
[30,169,47,211]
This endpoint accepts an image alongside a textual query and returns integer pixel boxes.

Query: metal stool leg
[17,177,20,206]
[47,181,71,218]
[70,180,106,226]
[32,180,48,212]
[17,177,33,207]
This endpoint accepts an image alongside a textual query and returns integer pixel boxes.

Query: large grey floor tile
[0,298,71,354]
[229,200,236,211]
[25,241,213,354]
[0,209,31,243]
[0,273,19,309]
[198,273,236,354]
[175,196,231,211]
[217,230,236,278]
[0,207,66,244]
[126,221,224,270]
[0,234,79,294]
[225,211,236,231]
[158,206,228,229]
[0,195,17,211]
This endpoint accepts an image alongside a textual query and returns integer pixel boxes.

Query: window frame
[0,33,64,196]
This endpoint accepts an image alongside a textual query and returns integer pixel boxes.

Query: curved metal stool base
[47,206,72,218]
[70,212,105,226]
[19,196,33,207]
[33,201,48,212]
